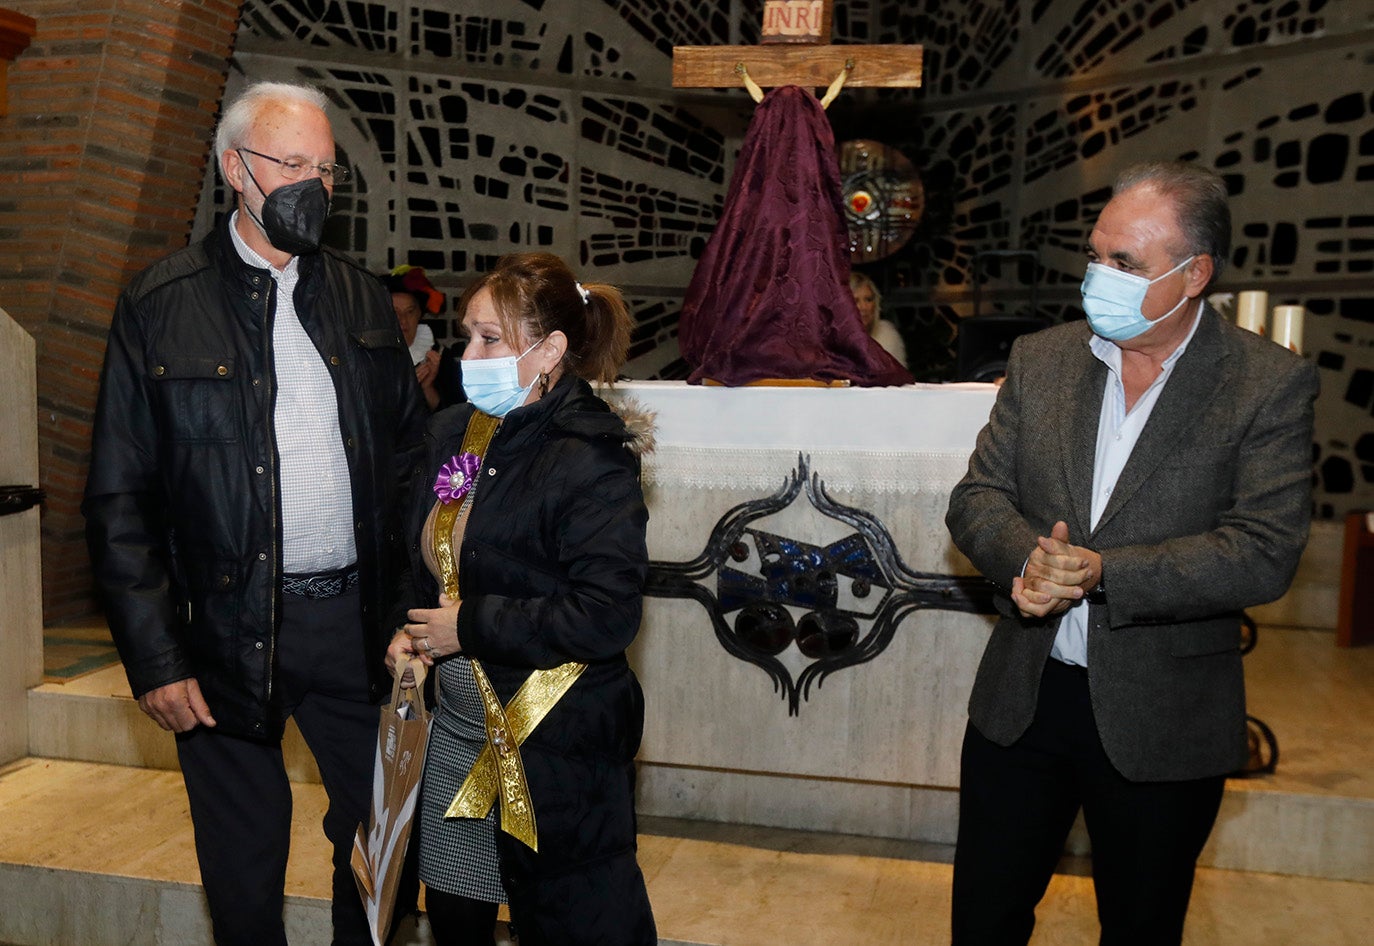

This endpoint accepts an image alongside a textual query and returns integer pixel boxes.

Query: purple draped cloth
[678,86,912,387]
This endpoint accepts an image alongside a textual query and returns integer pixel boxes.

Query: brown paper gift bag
[352,655,429,946]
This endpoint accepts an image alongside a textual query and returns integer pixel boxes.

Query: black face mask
[239,158,330,256]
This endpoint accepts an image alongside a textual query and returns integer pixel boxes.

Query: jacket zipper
[263,276,279,709]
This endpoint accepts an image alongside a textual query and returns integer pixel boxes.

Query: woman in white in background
[850,271,907,367]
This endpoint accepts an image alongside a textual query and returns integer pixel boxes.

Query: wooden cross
[672,1,921,98]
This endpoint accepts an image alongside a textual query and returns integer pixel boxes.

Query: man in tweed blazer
[945,162,1318,945]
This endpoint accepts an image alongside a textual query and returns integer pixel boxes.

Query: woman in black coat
[387,253,657,946]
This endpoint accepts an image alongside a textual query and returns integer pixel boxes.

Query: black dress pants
[176,587,377,946]
[424,888,499,946]
[951,658,1226,946]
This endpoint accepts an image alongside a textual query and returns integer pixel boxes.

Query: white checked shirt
[1050,310,1203,666]
[230,213,356,573]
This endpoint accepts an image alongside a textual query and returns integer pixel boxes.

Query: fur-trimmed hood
[601,390,656,459]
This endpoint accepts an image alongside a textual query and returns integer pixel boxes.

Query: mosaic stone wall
[194,0,757,377]
[201,0,1374,518]
[828,0,1373,519]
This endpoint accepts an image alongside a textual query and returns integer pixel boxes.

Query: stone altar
[607,380,999,844]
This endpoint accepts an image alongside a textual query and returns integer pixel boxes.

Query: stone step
[635,625,1374,887]
[1,757,1371,946]
[29,626,1374,887]
[28,664,322,783]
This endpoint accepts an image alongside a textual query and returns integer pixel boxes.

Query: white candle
[1271,305,1304,355]
[1235,291,1268,335]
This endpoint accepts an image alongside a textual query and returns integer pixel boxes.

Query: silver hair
[1112,161,1231,286]
[213,82,330,168]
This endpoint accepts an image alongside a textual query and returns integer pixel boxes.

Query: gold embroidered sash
[433,410,586,852]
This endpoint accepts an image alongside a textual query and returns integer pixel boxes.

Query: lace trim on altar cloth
[640,444,973,493]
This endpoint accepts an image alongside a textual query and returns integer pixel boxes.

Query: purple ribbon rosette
[434,452,481,504]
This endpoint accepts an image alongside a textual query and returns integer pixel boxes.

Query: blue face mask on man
[461,341,541,417]
[1080,255,1195,341]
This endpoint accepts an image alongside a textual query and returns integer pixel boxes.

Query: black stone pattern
[203,0,1373,517]
[646,455,996,714]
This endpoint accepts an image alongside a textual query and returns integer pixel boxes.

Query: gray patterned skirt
[417,656,506,904]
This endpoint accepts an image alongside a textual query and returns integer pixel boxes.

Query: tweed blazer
[946,306,1318,781]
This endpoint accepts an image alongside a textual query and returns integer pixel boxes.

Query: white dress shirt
[229,213,357,573]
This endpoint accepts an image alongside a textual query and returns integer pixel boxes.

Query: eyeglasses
[237,147,351,184]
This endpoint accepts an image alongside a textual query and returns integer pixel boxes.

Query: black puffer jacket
[84,214,426,739]
[399,374,657,944]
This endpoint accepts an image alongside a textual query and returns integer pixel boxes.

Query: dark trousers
[177,588,377,946]
[951,659,1226,946]
[424,888,499,946]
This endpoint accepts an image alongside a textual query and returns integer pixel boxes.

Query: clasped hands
[1011,520,1102,619]
[386,592,462,688]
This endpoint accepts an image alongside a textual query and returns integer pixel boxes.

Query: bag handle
[390,653,429,723]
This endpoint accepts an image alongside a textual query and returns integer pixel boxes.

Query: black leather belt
[282,565,359,599]
[1048,656,1088,676]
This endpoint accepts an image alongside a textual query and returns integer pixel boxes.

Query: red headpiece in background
[385,265,446,315]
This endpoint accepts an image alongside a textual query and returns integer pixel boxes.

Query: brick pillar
[0,1,242,623]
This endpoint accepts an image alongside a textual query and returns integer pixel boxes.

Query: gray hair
[213,82,330,168]
[1112,161,1231,286]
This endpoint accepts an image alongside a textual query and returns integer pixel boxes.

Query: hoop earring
[538,371,550,397]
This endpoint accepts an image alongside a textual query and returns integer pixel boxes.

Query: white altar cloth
[614,380,997,450]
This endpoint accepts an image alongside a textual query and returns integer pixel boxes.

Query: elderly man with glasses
[84,81,425,945]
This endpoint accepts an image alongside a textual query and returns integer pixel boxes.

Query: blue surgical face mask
[1081,255,1195,341]
[461,341,541,417]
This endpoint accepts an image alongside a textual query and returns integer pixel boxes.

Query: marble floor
[6,625,1372,945]
[635,817,1374,945]
[39,622,118,684]
[1236,626,1374,802]
[0,755,1370,945]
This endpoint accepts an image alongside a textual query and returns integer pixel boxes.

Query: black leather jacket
[84,215,426,739]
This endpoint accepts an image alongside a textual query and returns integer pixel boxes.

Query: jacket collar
[209,212,324,302]
[436,374,631,461]
[1086,303,1230,538]
[497,374,629,445]
[1059,324,1106,542]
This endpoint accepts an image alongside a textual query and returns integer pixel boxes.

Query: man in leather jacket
[83,81,425,945]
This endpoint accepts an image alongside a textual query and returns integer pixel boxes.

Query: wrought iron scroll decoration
[645,454,997,714]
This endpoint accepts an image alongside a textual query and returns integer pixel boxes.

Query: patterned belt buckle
[283,567,358,598]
